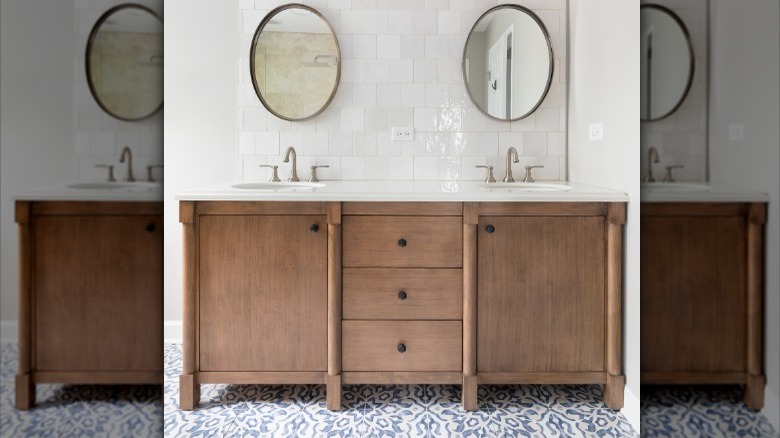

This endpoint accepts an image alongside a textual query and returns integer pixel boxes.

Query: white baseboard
[764,387,780,432]
[164,320,182,343]
[0,320,17,342]
[622,385,641,433]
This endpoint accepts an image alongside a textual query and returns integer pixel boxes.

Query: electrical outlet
[391,127,414,141]
[588,123,604,141]
[729,123,744,140]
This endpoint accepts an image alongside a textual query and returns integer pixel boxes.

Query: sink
[232,182,326,191]
[68,182,160,190]
[641,182,710,192]
[479,182,572,191]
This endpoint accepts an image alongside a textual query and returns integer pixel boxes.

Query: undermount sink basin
[232,182,326,191]
[68,181,160,190]
[641,182,710,192]
[479,182,572,191]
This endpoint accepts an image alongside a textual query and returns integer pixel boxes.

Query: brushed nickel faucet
[259,164,281,182]
[475,165,496,183]
[119,146,135,182]
[309,165,329,183]
[663,164,685,182]
[146,164,163,182]
[643,147,660,182]
[95,164,116,182]
[523,165,544,183]
[504,147,520,182]
[283,146,299,182]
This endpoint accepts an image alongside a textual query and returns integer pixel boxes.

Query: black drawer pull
[397,343,406,353]
[398,291,407,300]
[398,238,407,247]
[145,223,155,233]
[310,224,319,233]
[486,224,495,234]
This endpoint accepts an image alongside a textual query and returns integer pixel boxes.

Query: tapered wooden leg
[463,375,478,411]
[15,373,34,410]
[179,374,199,410]
[327,374,342,410]
[604,374,624,410]
[744,374,765,409]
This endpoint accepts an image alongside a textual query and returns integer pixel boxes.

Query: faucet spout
[643,147,660,182]
[119,146,135,182]
[504,147,520,183]
[283,146,299,182]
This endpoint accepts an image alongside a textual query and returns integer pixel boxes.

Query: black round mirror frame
[85,3,163,122]
[462,4,554,122]
[640,4,695,122]
[250,3,341,122]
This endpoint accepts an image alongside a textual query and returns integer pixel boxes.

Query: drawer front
[342,216,462,268]
[343,268,462,320]
[342,321,462,372]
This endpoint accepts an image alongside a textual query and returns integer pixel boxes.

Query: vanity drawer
[342,321,462,372]
[343,268,462,320]
[342,216,462,268]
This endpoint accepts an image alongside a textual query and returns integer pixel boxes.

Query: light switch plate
[589,123,604,141]
[729,123,744,140]
[391,127,414,141]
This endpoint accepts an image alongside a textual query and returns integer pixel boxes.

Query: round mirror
[463,5,553,121]
[86,4,163,121]
[640,4,694,121]
[251,4,340,121]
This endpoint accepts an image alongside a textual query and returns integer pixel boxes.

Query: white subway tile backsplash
[237,0,567,181]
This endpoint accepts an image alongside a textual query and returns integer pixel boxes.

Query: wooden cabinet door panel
[34,215,163,372]
[477,216,605,373]
[640,216,746,372]
[199,215,327,372]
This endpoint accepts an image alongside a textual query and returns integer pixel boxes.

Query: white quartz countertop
[13,181,163,202]
[176,180,628,202]
[641,181,769,203]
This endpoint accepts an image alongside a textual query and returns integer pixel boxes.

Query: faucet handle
[663,165,685,182]
[146,165,164,182]
[523,165,544,183]
[309,165,329,183]
[95,164,116,182]
[475,165,496,183]
[259,164,281,182]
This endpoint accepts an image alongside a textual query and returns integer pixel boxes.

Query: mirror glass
[640,4,694,121]
[251,5,340,121]
[463,5,553,121]
[86,4,163,121]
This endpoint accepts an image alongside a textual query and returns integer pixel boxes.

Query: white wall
[709,0,780,429]
[568,0,641,428]
[0,0,76,333]
[163,0,238,330]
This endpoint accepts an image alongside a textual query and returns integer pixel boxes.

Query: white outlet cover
[391,127,414,142]
[589,123,604,141]
[729,123,744,141]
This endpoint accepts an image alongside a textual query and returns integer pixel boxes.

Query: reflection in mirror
[463,5,553,121]
[640,4,694,121]
[86,4,163,121]
[251,4,340,121]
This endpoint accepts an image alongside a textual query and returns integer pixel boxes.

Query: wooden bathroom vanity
[15,196,163,410]
[641,195,767,409]
[178,183,627,411]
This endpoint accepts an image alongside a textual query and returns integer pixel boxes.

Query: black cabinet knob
[486,224,495,234]
[145,223,155,233]
[397,343,406,353]
[398,238,407,247]
[310,224,319,233]
[398,291,407,300]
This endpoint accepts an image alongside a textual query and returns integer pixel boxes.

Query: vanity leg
[326,375,341,410]
[15,374,34,410]
[179,374,199,410]
[463,375,478,411]
[604,374,624,410]
[744,374,765,409]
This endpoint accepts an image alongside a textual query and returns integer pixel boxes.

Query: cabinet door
[477,216,605,373]
[199,215,327,372]
[34,215,163,372]
[641,216,746,372]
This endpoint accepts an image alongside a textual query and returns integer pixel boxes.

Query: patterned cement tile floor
[640,385,778,438]
[0,343,162,437]
[164,344,636,437]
